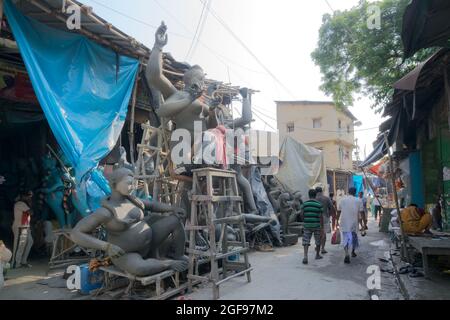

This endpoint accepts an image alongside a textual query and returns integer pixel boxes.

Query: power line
[88,0,191,40]
[251,105,380,133]
[289,124,380,133]
[152,0,269,75]
[186,0,211,61]
[253,105,277,121]
[252,111,277,131]
[86,0,287,132]
[90,0,269,76]
[199,0,297,99]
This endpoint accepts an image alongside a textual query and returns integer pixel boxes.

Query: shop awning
[402,0,450,59]
[359,105,402,168]
[394,49,447,91]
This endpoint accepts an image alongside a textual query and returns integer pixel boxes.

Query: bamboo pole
[361,167,384,212]
[383,133,409,263]
[333,170,336,196]
[0,0,3,33]
[128,63,143,166]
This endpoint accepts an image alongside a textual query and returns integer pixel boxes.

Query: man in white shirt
[337,188,364,264]
[12,191,34,268]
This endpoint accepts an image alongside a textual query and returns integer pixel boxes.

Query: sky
[82,0,386,159]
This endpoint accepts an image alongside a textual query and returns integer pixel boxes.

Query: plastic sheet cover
[276,137,328,197]
[5,0,139,215]
[352,175,364,195]
[249,166,281,244]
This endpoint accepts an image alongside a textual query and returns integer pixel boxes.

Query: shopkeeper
[400,204,432,235]
[12,191,34,268]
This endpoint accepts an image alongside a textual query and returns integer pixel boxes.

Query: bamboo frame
[128,62,143,166]
[383,133,410,263]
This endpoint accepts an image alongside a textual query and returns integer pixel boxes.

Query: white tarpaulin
[276,137,328,197]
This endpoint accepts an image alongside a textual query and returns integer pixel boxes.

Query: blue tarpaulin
[4,0,139,215]
[353,175,364,195]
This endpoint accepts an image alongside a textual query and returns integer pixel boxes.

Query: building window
[313,118,322,129]
[287,122,294,133]
[347,125,351,134]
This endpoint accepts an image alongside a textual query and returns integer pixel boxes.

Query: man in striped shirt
[301,189,324,264]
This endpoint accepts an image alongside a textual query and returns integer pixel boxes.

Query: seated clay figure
[71,168,188,277]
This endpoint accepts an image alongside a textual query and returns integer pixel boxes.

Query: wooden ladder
[187,168,252,300]
[134,122,173,202]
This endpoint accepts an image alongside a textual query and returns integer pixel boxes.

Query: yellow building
[276,101,358,171]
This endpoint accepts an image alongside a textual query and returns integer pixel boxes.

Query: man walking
[358,192,368,232]
[337,188,364,264]
[301,189,323,265]
[315,187,333,254]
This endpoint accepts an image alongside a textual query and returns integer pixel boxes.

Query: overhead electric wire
[185,0,210,61]
[89,0,269,76]
[199,0,297,99]
[88,0,191,40]
[87,0,376,135]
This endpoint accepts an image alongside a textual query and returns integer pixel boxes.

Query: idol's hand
[155,22,168,49]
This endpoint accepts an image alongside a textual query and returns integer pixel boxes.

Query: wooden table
[408,236,450,278]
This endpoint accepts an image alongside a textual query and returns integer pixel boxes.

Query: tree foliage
[311,0,436,113]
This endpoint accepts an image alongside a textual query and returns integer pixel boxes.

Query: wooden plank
[191,195,242,202]
[227,241,250,247]
[216,247,249,260]
[215,267,254,286]
[187,248,213,257]
[185,226,209,231]
[187,274,209,282]
[213,216,245,225]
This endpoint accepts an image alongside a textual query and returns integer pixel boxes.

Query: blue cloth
[5,0,139,215]
[352,175,364,195]
[409,151,425,208]
[342,232,359,249]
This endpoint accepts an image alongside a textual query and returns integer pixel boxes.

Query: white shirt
[338,196,363,233]
[13,201,31,229]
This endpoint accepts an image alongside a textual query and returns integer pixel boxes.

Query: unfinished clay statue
[70,168,188,276]
[147,22,211,141]
[267,177,283,213]
[278,192,293,236]
[290,191,303,223]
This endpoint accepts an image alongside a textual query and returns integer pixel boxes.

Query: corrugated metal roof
[13,0,150,59]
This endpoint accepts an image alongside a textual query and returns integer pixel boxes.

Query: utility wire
[90,0,294,130]
[199,0,297,99]
[88,0,190,39]
[90,0,269,76]
[185,0,210,61]
[152,0,269,75]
